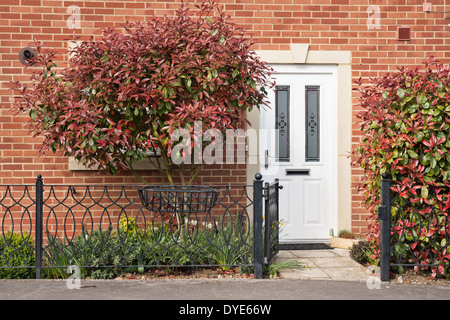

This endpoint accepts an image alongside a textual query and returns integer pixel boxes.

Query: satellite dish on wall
[19,47,37,65]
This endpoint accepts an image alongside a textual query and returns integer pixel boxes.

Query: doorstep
[279,242,332,250]
[329,236,362,249]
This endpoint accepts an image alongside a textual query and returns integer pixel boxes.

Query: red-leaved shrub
[352,57,450,278]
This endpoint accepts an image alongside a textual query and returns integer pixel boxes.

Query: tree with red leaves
[11,0,274,185]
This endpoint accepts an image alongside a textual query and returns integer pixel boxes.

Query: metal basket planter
[138,185,221,213]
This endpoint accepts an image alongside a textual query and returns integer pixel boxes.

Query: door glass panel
[275,86,290,162]
[305,86,320,162]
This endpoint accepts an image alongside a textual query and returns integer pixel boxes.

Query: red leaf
[438,264,445,276]
[422,139,432,148]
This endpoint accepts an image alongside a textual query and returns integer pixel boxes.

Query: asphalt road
[1,278,449,300]
[1,278,447,319]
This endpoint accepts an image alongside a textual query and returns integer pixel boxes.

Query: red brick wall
[1,0,449,233]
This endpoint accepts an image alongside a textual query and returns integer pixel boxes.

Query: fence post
[253,173,264,279]
[35,175,43,279]
[263,181,269,264]
[379,173,391,282]
[274,179,281,257]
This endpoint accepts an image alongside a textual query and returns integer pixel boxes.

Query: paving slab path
[276,248,369,281]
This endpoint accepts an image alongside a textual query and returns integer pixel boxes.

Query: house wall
[1,0,449,234]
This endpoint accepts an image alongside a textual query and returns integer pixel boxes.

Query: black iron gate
[0,173,281,280]
[253,174,282,278]
[264,179,282,265]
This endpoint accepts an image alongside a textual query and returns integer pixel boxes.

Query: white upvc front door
[260,64,338,243]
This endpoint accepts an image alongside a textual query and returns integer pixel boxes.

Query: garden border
[0,174,280,280]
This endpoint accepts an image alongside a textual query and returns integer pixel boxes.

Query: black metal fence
[0,173,280,279]
[264,180,282,265]
[378,175,450,281]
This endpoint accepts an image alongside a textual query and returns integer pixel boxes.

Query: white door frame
[246,46,352,239]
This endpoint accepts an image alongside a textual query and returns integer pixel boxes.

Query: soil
[114,267,264,280]
[390,269,450,286]
[115,267,450,285]
[112,258,450,285]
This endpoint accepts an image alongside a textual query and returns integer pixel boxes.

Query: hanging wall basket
[138,185,220,213]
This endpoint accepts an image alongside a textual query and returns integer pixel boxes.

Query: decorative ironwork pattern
[264,181,281,264]
[0,175,281,279]
[305,85,320,162]
[0,184,36,279]
[275,85,290,162]
[307,113,317,136]
[279,112,287,135]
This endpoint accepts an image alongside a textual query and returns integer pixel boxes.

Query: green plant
[338,229,351,237]
[266,261,306,279]
[119,216,200,267]
[0,231,35,279]
[204,216,252,270]
[79,226,154,279]
[42,234,80,279]
[265,219,283,257]
[39,213,257,279]
[43,224,144,279]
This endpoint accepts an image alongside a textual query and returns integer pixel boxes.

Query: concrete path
[276,248,369,282]
[1,277,449,301]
